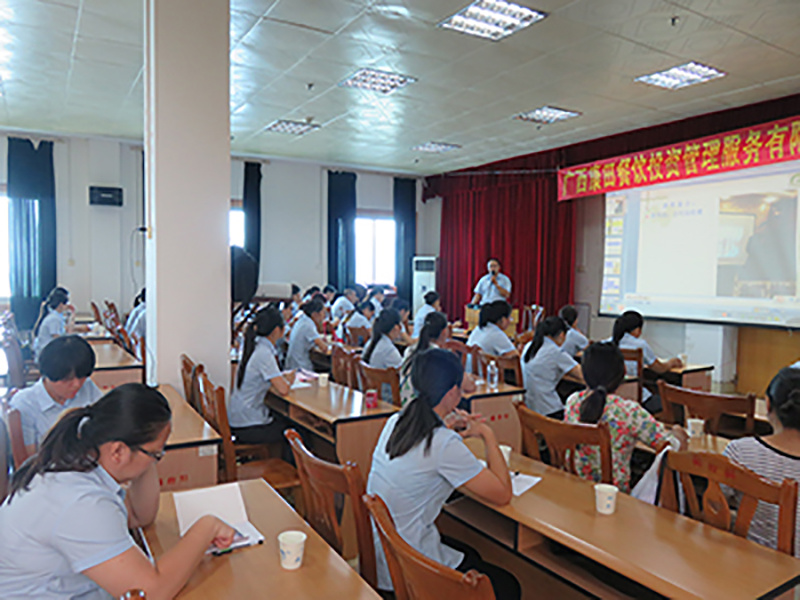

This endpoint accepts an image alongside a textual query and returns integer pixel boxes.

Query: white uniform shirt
[10,378,103,446]
[0,466,134,600]
[473,273,512,305]
[285,313,320,371]
[412,304,436,338]
[330,296,355,322]
[367,413,483,590]
[129,303,146,340]
[521,337,578,416]
[34,311,65,359]
[466,322,515,372]
[228,337,280,428]
[562,327,589,358]
[366,335,402,369]
[616,332,658,403]
[370,297,384,321]
[337,312,372,342]
[124,303,145,332]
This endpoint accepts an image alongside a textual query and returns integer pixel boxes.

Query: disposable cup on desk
[499,444,512,465]
[318,373,329,387]
[278,530,307,570]
[687,418,704,438]
[678,353,688,367]
[594,484,619,515]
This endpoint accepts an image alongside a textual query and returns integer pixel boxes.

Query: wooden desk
[157,384,221,492]
[636,434,730,456]
[142,479,379,599]
[89,340,144,391]
[465,382,525,452]
[647,364,715,392]
[73,313,95,326]
[444,439,800,600]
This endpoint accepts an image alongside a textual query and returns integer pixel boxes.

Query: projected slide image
[605,238,622,256]
[606,217,624,236]
[605,257,622,275]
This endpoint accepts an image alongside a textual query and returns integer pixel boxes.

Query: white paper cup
[678,353,688,366]
[594,484,619,515]
[318,373,329,387]
[499,444,512,465]
[687,418,704,438]
[278,530,307,570]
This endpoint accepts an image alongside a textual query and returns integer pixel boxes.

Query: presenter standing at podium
[471,258,512,306]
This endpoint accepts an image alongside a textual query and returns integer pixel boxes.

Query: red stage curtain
[438,175,575,321]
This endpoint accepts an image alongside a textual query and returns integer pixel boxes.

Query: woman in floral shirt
[564,342,687,491]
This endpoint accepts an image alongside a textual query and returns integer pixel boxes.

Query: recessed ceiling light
[635,61,725,90]
[412,141,461,153]
[438,0,547,41]
[513,105,581,124]
[264,119,320,136]
[339,68,417,95]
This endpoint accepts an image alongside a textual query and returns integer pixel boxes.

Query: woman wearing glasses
[0,383,236,600]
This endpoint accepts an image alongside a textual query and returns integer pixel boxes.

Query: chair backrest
[331,344,354,388]
[658,380,756,435]
[90,301,103,325]
[618,347,644,404]
[196,372,236,482]
[363,494,496,600]
[660,451,798,555]
[285,429,376,588]
[360,362,400,406]
[514,331,534,353]
[521,305,545,332]
[179,354,197,407]
[7,407,31,470]
[1,335,26,390]
[478,352,522,387]
[104,300,121,324]
[442,339,470,368]
[516,404,612,483]
[346,327,372,348]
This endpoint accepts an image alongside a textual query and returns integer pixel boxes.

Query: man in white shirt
[330,288,358,323]
[471,259,512,306]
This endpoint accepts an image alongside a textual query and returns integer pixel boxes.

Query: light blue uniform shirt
[228,337,280,428]
[0,466,133,600]
[616,332,658,403]
[331,296,355,321]
[10,378,103,446]
[34,310,66,359]
[124,303,145,332]
[370,297,383,321]
[473,273,512,305]
[129,303,146,340]
[366,335,402,369]
[337,312,372,342]
[367,413,483,590]
[466,322,515,372]
[562,327,589,358]
[521,337,578,416]
[286,313,320,371]
[412,304,436,338]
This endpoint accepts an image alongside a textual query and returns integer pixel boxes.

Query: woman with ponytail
[0,384,236,599]
[335,300,374,343]
[367,349,519,599]
[285,297,328,371]
[229,306,296,444]
[724,367,800,555]
[362,308,403,369]
[564,342,686,491]
[521,316,584,419]
[33,286,73,360]
[399,311,449,405]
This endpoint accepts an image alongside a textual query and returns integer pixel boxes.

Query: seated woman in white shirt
[400,310,449,405]
[466,300,517,373]
[521,317,584,419]
[125,288,146,332]
[367,287,385,321]
[724,367,800,556]
[285,298,329,371]
[229,306,295,445]
[33,287,73,360]
[558,304,589,359]
[363,308,404,370]
[336,300,375,344]
[0,383,236,600]
[367,348,519,599]
[390,297,415,345]
[612,310,682,414]
[413,291,441,338]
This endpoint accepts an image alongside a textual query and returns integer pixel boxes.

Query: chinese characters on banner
[557,116,800,201]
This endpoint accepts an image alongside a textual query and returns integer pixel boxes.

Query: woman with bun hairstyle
[33,286,73,360]
[724,367,800,555]
[564,342,687,491]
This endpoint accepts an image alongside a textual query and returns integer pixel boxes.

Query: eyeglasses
[135,446,166,462]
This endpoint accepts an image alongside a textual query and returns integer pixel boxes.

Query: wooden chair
[658,380,756,435]
[90,301,103,325]
[660,451,798,555]
[179,354,201,412]
[359,362,400,406]
[363,494,496,600]
[195,372,301,494]
[477,352,522,387]
[331,344,356,388]
[442,339,471,369]
[346,326,372,348]
[7,407,31,469]
[521,304,544,332]
[1,334,37,389]
[618,347,644,404]
[514,330,534,353]
[517,404,612,483]
[104,300,121,325]
[285,429,376,588]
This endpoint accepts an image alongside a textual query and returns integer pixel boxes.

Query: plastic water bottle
[487,360,499,390]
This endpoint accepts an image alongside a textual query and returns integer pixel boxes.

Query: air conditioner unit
[412,256,438,315]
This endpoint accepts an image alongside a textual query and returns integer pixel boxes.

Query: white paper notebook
[477,460,542,496]
[173,482,264,554]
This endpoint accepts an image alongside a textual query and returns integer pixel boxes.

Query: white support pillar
[685,323,738,383]
[144,0,231,390]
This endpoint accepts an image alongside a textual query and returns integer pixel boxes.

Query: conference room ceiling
[1,0,799,175]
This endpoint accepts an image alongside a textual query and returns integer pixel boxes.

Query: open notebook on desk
[173,482,265,554]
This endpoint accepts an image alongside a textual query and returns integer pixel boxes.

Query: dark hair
[612,310,644,345]
[559,305,578,326]
[133,288,146,308]
[391,298,410,314]
[479,300,511,328]
[488,258,500,266]
[524,316,568,362]
[9,383,171,499]
[402,311,448,377]
[33,287,70,336]
[424,291,440,305]
[237,307,284,389]
[39,335,96,381]
[767,367,800,430]
[304,285,320,298]
[356,300,375,315]
[363,308,401,364]
[301,297,325,318]
[323,284,337,295]
[291,284,300,296]
[578,342,626,424]
[386,349,463,459]
[367,287,384,301]
[354,284,367,301]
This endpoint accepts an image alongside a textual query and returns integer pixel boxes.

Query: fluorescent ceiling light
[438,0,547,41]
[339,68,417,95]
[513,105,581,124]
[635,61,725,90]
[412,141,461,153]
[264,119,320,136]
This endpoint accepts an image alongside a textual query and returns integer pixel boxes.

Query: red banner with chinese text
[558,116,800,201]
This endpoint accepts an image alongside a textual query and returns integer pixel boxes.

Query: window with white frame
[355,216,395,286]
